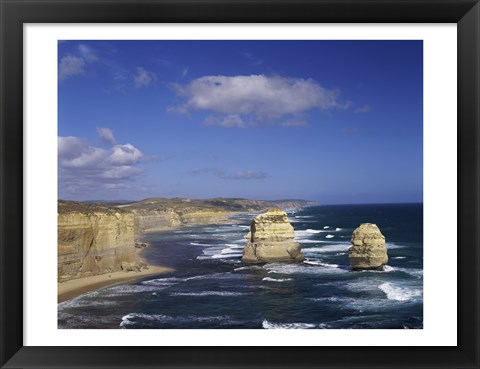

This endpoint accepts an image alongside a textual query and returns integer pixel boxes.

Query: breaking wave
[262,277,293,282]
[378,282,422,301]
[262,320,318,329]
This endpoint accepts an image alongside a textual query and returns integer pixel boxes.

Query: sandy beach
[58,265,174,303]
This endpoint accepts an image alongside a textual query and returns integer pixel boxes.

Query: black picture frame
[1,0,479,368]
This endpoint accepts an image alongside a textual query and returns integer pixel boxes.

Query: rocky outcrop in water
[58,198,316,281]
[348,223,388,270]
[242,209,304,263]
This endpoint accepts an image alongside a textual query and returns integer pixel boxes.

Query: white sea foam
[120,313,168,327]
[325,234,335,238]
[141,277,184,286]
[201,247,225,256]
[295,230,328,242]
[58,297,117,309]
[264,262,344,275]
[303,260,340,268]
[262,320,316,329]
[297,239,323,244]
[99,284,161,296]
[196,255,214,260]
[357,265,396,274]
[309,295,402,313]
[335,228,342,231]
[184,273,239,281]
[232,238,247,244]
[211,253,243,259]
[170,291,246,297]
[309,296,344,303]
[290,219,315,223]
[323,226,330,229]
[393,256,407,259]
[295,215,314,219]
[224,243,244,248]
[262,277,293,282]
[234,265,264,272]
[386,242,407,249]
[120,313,235,328]
[143,273,237,287]
[395,267,424,279]
[190,242,210,246]
[221,247,243,254]
[302,244,350,253]
[378,282,422,301]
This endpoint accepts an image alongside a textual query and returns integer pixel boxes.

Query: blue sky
[58,40,423,204]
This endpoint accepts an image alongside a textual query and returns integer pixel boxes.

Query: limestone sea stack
[348,223,388,270]
[242,209,304,263]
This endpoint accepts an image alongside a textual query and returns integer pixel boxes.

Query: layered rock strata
[348,223,388,270]
[132,209,183,234]
[58,206,142,282]
[58,198,316,282]
[242,209,304,263]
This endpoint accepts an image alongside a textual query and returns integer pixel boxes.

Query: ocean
[58,203,423,329]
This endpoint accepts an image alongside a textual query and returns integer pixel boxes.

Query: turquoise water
[58,203,423,329]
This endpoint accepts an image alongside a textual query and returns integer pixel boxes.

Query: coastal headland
[58,197,318,301]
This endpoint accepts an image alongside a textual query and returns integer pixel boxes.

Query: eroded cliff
[348,223,388,270]
[58,202,141,282]
[58,198,316,281]
[242,208,304,263]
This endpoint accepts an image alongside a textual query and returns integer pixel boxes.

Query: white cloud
[100,165,143,180]
[58,136,88,160]
[109,144,143,165]
[58,55,86,80]
[59,45,97,81]
[58,135,144,196]
[96,127,116,145]
[61,146,106,169]
[77,44,97,62]
[172,74,347,127]
[134,67,156,88]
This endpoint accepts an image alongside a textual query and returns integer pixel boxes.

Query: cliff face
[58,206,140,282]
[348,223,388,270]
[58,197,316,281]
[132,209,183,233]
[242,209,304,263]
[179,210,228,225]
[130,209,229,233]
[57,200,229,281]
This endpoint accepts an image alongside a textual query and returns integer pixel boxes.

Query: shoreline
[58,265,174,303]
[58,207,309,303]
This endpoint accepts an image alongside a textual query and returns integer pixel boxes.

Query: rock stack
[242,209,304,263]
[348,223,388,270]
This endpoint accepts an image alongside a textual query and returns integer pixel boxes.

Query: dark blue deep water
[58,204,423,329]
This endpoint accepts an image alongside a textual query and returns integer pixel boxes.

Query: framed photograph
[1,0,479,368]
